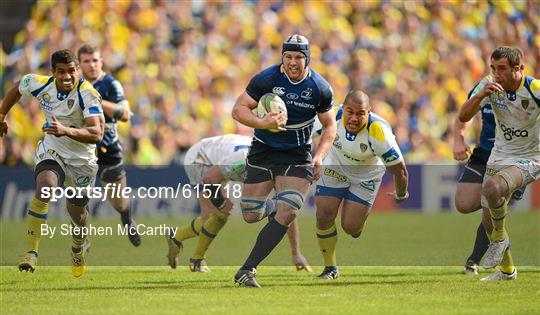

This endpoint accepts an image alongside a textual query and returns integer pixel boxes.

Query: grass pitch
[1,212,539,314]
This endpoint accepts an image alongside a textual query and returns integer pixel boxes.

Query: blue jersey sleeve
[107,78,126,103]
[245,65,280,101]
[311,71,334,113]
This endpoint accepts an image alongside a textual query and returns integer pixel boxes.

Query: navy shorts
[244,140,313,184]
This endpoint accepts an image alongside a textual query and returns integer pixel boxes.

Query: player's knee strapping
[206,184,227,209]
[496,169,519,196]
[240,197,267,215]
[276,190,304,211]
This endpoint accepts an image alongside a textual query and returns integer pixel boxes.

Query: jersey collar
[280,64,310,85]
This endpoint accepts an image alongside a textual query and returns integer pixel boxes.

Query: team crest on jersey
[272,87,285,96]
[39,93,53,111]
[521,100,529,110]
[67,99,74,110]
[301,88,312,100]
[360,143,368,152]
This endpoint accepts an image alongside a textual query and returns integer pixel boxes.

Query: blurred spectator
[1,0,539,166]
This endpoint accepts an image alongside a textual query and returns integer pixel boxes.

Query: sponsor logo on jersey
[39,93,53,111]
[301,88,312,100]
[67,99,74,110]
[506,91,516,101]
[272,87,285,95]
[500,123,528,141]
[324,168,347,182]
[382,148,400,164]
[482,106,493,115]
[76,176,91,187]
[286,93,299,100]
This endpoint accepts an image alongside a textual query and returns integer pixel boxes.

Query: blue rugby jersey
[467,83,495,151]
[92,73,127,158]
[246,64,333,149]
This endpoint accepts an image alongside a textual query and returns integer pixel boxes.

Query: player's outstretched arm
[312,110,337,180]
[287,218,312,272]
[0,83,22,137]
[43,115,104,144]
[386,161,409,203]
[232,91,286,131]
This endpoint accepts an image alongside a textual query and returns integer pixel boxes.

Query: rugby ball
[252,93,287,132]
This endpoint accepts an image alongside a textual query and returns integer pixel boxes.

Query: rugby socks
[174,216,202,242]
[489,200,508,241]
[120,206,132,226]
[467,222,489,265]
[317,224,338,267]
[500,248,515,274]
[192,211,230,260]
[26,198,48,254]
[71,209,89,249]
[241,218,288,270]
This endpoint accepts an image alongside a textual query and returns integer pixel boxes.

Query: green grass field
[1,212,539,314]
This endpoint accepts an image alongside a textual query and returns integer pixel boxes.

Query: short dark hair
[51,49,78,69]
[77,44,98,61]
[491,46,523,67]
[344,90,370,107]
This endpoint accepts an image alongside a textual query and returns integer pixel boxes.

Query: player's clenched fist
[479,82,504,98]
[42,115,67,137]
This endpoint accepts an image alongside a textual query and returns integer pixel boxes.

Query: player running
[78,44,141,246]
[314,90,408,279]
[165,134,312,272]
[453,89,526,275]
[231,34,337,287]
[459,46,539,281]
[0,49,104,277]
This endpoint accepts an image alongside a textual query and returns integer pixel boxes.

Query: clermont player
[0,49,104,277]
[459,46,539,281]
[314,91,408,279]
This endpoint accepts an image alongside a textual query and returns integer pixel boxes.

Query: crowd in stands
[1,0,538,166]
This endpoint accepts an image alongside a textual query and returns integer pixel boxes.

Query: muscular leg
[315,196,341,268]
[241,180,274,223]
[102,176,140,246]
[340,200,371,238]
[240,176,309,271]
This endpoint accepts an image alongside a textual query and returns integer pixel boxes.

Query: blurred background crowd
[1,0,539,166]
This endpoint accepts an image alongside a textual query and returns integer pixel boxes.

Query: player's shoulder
[21,73,53,89]
[77,78,101,101]
[524,75,540,92]
[307,68,332,93]
[257,64,282,78]
[368,113,393,143]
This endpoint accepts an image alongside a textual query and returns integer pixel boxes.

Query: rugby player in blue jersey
[231,35,337,287]
[78,45,141,246]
